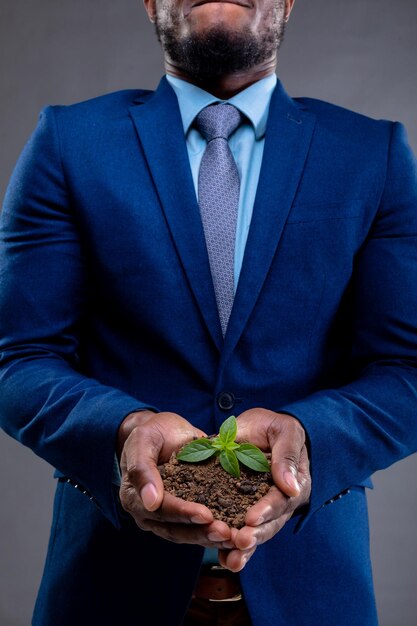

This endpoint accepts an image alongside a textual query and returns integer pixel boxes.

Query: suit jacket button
[217,392,235,411]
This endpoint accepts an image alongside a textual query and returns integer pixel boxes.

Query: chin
[157,13,280,77]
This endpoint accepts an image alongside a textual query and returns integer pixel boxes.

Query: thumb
[140,481,163,511]
[120,425,165,512]
[278,466,301,498]
[270,430,303,498]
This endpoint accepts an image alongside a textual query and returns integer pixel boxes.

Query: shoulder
[287,96,405,175]
[45,88,153,124]
[30,88,156,156]
[293,95,393,145]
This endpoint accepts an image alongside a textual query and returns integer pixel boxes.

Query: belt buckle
[207,565,243,603]
[208,593,243,603]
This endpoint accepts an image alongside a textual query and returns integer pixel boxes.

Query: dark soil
[160,451,274,529]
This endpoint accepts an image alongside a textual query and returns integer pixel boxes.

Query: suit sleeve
[280,122,417,530]
[0,107,157,528]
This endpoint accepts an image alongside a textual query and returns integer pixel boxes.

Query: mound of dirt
[160,452,274,529]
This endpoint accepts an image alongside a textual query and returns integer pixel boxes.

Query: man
[1,0,417,624]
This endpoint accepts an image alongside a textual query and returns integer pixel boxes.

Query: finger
[233,512,292,551]
[138,519,232,547]
[269,417,305,498]
[121,486,215,525]
[146,492,216,524]
[244,485,289,528]
[218,546,257,572]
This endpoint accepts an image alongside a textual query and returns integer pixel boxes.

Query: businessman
[1,0,417,624]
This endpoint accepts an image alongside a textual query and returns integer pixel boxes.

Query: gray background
[1,1,416,625]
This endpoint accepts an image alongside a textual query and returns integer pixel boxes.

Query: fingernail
[191,514,210,524]
[284,471,300,493]
[208,532,225,542]
[222,541,235,549]
[255,516,264,526]
[140,483,158,510]
[246,537,257,549]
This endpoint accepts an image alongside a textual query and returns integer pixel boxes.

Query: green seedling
[177,415,271,478]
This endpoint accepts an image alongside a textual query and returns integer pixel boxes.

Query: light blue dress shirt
[166,73,277,291]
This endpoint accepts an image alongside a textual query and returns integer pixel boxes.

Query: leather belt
[193,565,243,602]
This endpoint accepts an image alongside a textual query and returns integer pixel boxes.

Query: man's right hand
[118,410,233,548]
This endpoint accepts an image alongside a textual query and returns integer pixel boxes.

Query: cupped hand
[218,408,311,572]
[118,410,232,548]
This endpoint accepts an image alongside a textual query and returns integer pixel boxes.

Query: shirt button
[217,392,235,411]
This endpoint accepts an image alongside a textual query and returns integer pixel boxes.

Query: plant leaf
[235,444,271,473]
[219,416,237,445]
[224,442,240,451]
[219,449,240,477]
[177,438,216,462]
[210,437,223,450]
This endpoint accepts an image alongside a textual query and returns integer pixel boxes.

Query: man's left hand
[218,408,311,572]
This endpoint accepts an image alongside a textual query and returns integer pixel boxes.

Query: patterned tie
[195,103,243,336]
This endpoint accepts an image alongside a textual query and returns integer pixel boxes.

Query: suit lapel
[129,77,223,351]
[129,77,316,358]
[222,81,317,361]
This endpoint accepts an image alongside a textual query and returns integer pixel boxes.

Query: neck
[165,56,277,99]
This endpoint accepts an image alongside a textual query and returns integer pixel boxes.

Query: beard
[154,2,287,79]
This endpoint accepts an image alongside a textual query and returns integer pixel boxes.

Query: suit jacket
[1,76,417,626]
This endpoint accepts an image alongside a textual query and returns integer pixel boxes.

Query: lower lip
[184,1,253,18]
[192,1,252,8]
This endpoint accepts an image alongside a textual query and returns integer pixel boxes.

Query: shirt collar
[166,73,277,140]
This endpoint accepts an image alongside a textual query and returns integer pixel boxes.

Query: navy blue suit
[1,77,417,625]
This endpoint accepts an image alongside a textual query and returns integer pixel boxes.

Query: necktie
[195,104,242,336]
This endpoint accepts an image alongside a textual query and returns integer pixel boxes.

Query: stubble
[154,0,287,79]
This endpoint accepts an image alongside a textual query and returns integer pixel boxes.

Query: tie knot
[195,104,242,143]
